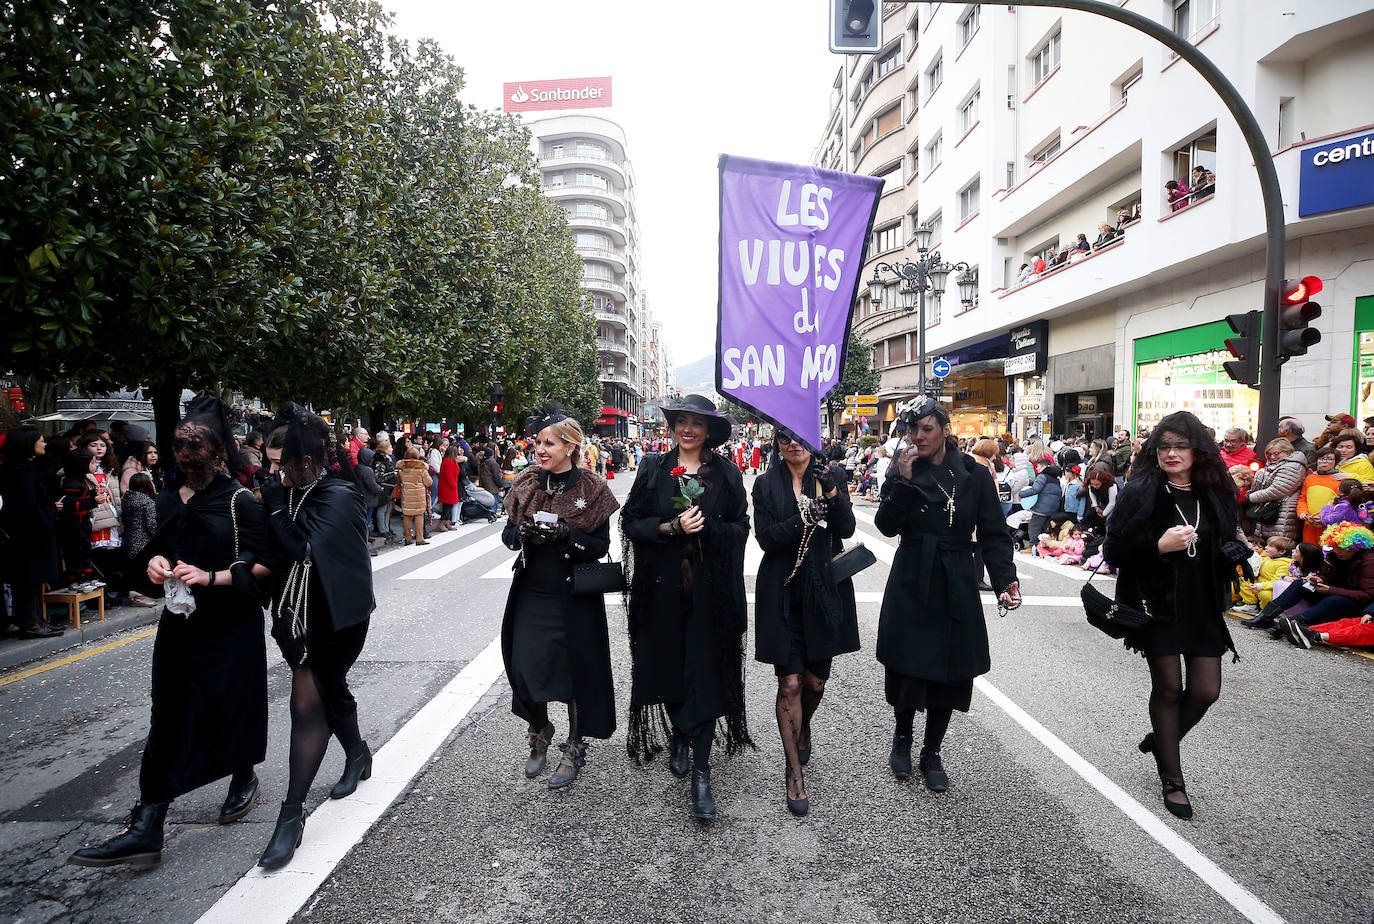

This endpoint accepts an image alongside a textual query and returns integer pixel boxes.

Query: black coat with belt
[621,451,750,712]
[0,459,61,586]
[874,451,1016,683]
[752,461,860,666]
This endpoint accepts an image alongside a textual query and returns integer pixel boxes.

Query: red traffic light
[1282,275,1323,304]
[491,402,504,415]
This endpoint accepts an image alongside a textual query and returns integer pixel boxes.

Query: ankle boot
[68,801,167,869]
[690,768,717,821]
[330,742,372,799]
[524,724,555,779]
[219,771,259,823]
[548,739,586,789]
[919,747,950,792]
[888,733,913,780]
[668,730,690,778]
[257,801,306,870]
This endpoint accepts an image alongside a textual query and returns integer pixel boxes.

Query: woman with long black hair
[0,429,64,638]
[875,397,1020,793]
[501,409,619,791]
[69,396,272,870]
[752,429,859,816]
[1103,410,1245,820]
[621,394,751,821]
[256,406,375,869]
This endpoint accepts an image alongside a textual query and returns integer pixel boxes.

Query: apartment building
[816,1,1374,442]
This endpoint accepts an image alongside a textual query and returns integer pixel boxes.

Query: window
[570,203,607,220]
[1027,133,1061,165]
[958,177,980,222]
[1277,97,1295,149]
[875,161,903,196]
[1117,66,1143,102]
[906,208,921,238]
[958,86,980,136]
[547,143,564,159]
[958,5,980,48]
[926,53,943,95]
[583,264,613,280]
[575,232,610,249]
[875,44,901,80]
[924,132,943,172]
[577,172,608,189]
[926,297,941,327]
[576,140,608,159]
[1172,129,1217,191]
[927,210,943,248]
[873,222,902,253]
[1172,0,1218,39]
[888,336,908,364]
[1029,30,1061,89]
[876,104,902,137]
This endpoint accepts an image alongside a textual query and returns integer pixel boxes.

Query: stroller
[457,477,499,524]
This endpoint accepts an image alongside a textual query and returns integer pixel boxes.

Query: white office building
[817,1,1374,442]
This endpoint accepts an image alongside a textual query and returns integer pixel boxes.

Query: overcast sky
[380,0,842,371]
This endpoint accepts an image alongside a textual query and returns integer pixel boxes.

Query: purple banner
[716,155,882,453]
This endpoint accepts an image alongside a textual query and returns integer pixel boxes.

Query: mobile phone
[534,510,559,525]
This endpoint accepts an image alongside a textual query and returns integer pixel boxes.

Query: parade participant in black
[752,429,859,816]
[0,429,64,638]
[875,397,1020,792]
[256,407,375,869]
[621,394,752,822]
[1104,411,1243,821]
[69,396,271,870]
[501,408,619,789]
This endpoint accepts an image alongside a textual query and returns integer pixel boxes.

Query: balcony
[597,337,631,356]
[593,307,628,328]
[564,213,628,244]
[542,154,626,183]
[577,244,627,274]
[582,276,626,299]
[543,183,626,215]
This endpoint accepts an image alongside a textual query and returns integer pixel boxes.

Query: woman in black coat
[501,409,620,791]
[0,429,64,638]
[753,430,859,816]
[257,407,376,869]
[622,395,751,822]
[1103,411,1244,821]
[69,397,272,870]
[875,397,1020,793]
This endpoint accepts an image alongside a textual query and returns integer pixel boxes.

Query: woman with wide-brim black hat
[501,407,620,791]
[621,394,752,821]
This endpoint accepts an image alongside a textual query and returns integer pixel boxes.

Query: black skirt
[509,587,574,705]
[884,671,974,713]
[773,581,834,680]
[1127,503,1229,658]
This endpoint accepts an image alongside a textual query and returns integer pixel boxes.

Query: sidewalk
[0,599,164,672]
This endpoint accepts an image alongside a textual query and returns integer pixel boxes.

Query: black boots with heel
[691,768,717,821]
[258,801,306,870]
[218,771,259,824]
[330,742,372,799]
[68,801,167,869]
[668,731,690,778]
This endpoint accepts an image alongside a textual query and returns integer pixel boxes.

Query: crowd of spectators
[1013,204,1141,287]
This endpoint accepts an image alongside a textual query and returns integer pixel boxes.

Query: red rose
[670,465,687,477]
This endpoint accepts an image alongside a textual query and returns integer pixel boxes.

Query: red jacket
[1220,445,1258,469]
[438,458,461,505]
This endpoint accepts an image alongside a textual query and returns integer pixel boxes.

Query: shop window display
[1135,349,1259,436]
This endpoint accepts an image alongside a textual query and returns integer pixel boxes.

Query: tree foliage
[0,0,600,434]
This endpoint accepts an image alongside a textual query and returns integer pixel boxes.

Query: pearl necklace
[1166,483,1198,558]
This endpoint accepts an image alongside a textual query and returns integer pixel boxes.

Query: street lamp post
[867,221,977,396]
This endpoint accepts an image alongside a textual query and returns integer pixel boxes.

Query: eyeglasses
[1156,442,1192,452]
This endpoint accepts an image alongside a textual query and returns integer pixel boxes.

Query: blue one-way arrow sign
[932,358,951,378]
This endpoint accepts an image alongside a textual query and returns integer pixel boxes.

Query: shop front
[1048,340,1115,442]
[1005,320,1049,442]
[594,405,630,438]
[1351,296,1374,423]
[1132,322,1259,437]
[937,331,1011,440]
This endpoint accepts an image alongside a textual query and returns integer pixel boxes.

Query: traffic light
[491,402,504,416]
[1222,310,1261,389]
[829,0,881,53]
[1278,275,1322,361]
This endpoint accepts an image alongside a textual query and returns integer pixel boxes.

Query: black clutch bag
[572,556,626,595]
[1080,559,1151,639]
[831,543,877,583]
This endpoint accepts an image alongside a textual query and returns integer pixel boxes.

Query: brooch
[573,497,588,510]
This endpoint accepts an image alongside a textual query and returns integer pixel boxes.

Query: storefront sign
[1017,394,1044,416]
[1077,395,1097,414]
[1005,319,1048,377]
[1299,129,1374,217]
[504,77,612,113]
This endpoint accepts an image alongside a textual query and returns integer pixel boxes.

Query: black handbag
[1248,500,1281,524]
[572,554,626,595]
[1080,559,1151,639]
[831,543,877,582]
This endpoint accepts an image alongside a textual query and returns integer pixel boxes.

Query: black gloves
[259,477,285,513]
[520,518,569,546]
[811,459,836,496]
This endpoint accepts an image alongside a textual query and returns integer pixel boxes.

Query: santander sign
[503,77,612,113]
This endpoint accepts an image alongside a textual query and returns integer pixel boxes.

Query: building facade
[816,1,1374,442]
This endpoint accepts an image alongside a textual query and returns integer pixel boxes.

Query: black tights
[777,671,826,799]
[285,666,364,805]
[894,706,953,753]
[528,700,579,741]
[1146,655,1221,804]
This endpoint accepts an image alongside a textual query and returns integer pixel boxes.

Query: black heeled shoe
[1161,778,1193,819]
[888,732,913,780]
[218,772,259,823]
[667,732,690,778]
[691,768,717,822]
[330,742,372,799]
[785,765,809,816]
[258,801,306,870]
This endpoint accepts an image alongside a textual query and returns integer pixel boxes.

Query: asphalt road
[0,471,1370,924]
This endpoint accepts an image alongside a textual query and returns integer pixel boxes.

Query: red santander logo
[503,77,612,113]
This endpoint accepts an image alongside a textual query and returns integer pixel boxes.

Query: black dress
[139,475,269,804]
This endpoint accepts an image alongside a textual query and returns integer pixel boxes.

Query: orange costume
[1296,470,1344,545]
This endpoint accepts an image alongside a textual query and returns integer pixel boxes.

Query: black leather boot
[690,768,717,821]
[219,771,259,823]
[919,747,950,792]
[68,801,167,869]
[330,742,372,799]
[668,730,690,778]
[257,801,306,870]
[548,739,586,789]
[524,724,555,779]
[888,733,913,780]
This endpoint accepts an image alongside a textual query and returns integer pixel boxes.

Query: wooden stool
[42,585,105,629]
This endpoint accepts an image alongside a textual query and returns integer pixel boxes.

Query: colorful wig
[1319,522,1374,551]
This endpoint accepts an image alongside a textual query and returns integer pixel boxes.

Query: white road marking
[974,677,1283,924]
[481,554,518,580]
[1014,550,1111,583]
[398,533,508,581]
[369,526,468,572]
[196,636,507,924]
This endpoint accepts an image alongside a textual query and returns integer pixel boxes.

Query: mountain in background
[673,353,716,394]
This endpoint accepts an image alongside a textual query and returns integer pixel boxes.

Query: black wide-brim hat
[663,394,731,450]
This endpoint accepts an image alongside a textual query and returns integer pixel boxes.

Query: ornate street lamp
[866,222,976,394]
